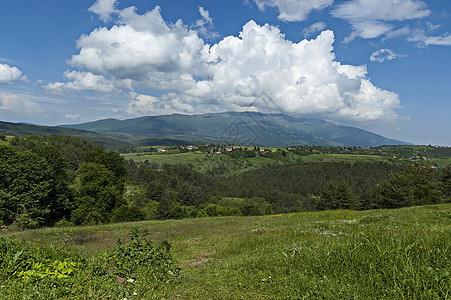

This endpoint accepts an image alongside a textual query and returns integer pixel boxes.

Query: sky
[0,0,450,145]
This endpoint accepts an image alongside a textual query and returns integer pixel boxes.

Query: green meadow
[2,204,450,299]
[121,150,396,175]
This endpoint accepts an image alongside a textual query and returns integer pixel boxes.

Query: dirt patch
[183,251,210,267]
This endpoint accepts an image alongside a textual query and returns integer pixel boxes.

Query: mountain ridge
[61,112,411,147]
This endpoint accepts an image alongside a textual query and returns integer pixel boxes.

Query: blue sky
[0,0,450,145]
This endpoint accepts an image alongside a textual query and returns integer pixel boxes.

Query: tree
[316,180,358,210]
[71,162,125,225]
[439,167,451,201]
[0,145,56,228]
[376,166,443,208]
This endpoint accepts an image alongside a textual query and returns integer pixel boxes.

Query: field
[121,150,396,175]
[2,204,450,299]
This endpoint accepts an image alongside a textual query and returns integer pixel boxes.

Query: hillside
[2,204,450,299]
[62,112,411,147]
[0,120,131,150]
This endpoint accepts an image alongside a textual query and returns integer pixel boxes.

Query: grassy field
[2,204,450,299]
[121,151,304,174]
[121,151,399,175]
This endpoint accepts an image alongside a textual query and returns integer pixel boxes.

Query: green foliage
[71,162,125,225]
[376,166,444,208]
[0,229,180,298]
[45,134,103,172]
[110,229,180,280]
[54,217,75,228]
[17,260,77,279]
[0,144,70,228]
[317,180,359,210]
[264,203,274,215]
[112,205,145,223]
[3,204,449,299]
[197,204,242,218]
[439,166,451,200]
[0,236,83,280]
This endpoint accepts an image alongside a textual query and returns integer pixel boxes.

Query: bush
[197,204,242,218]
[111,205,145,223]
[54,217,75,228]
[110,229,180,280]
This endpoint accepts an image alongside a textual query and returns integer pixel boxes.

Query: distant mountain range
[59,112,411,147]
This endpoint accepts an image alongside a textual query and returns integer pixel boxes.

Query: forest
[0,134,450,228]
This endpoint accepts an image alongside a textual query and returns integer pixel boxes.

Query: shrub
[110,229,180,280]
[197,204,242,218]
[54,217,75,228]
[111,205,145,223]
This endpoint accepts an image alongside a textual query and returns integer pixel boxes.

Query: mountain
[62,112,411,147]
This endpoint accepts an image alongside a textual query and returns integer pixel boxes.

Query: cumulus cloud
[0,92,42,114]
[253,0,334,22]
[370,49,402,63]
[69,6,206,91]
[53,4,401,122]
[302,22,326,38]
[332,0,431,42]
[44,70,130,94]
[88,0,117,22]
[184,23,400,121]
[0,63,27,84]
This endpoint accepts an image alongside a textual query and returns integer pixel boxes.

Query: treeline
[216,162,449,211]
[126,161,450,216]
[1,135,450,228]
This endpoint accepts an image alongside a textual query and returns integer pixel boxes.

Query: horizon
[1,0,451,145]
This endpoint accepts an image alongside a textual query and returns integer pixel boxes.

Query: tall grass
[1,205,450,299]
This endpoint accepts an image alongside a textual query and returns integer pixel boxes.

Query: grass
[432,158,451,168]
[2,204,450,299]
[121,151,398,175]
[300,153,393,163]
[121,151,304,174]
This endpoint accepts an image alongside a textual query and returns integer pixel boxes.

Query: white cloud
[253,0,334,22]
[198,7,212,26]
[195,6,219,40]
[65,113,81,120]
[0,63,27,84]
[426,22,441,32]
[69,6,206,91]
[56,4,401,123]
[183,22,400,122]
[370,49,402,62]
[332,0,431,42]
[44,71,130,94]
[408,31,451,46]
[88,0,117,22]
[383,26,411,40]
[0,91,42,114]
[302,22,326,38]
